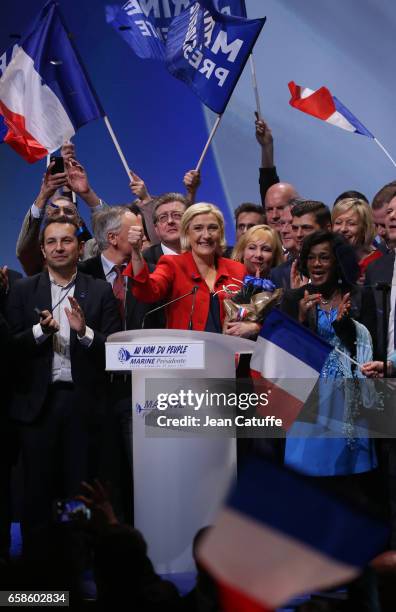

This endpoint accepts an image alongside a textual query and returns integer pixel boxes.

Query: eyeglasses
[156,212,183,225]
[49,203,77,216]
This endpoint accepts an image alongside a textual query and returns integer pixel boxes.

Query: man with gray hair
[79,206,160,523]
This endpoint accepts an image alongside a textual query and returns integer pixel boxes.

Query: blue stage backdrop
[1,0,396,272]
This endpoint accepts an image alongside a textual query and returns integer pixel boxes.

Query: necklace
[319,290,339,306]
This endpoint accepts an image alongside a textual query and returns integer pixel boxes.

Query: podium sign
[106,340,205,370]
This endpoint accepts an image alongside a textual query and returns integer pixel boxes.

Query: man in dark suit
[6,217,121,553]
[0,266,22,561]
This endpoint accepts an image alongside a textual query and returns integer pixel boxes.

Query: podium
[106,329,256,574]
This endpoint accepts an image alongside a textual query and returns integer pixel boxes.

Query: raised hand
[129,171,150,203]
[61,141,76,161]
[336,292,351,321]
[66,158,90,195]
[298,289,321,323]
[183,169,201,201]
[290,260,309,289]
[36,162,69,209]
[76,479,118,528]
[128,224,144,252]
[65,296,86,336]
[255,113,273,148]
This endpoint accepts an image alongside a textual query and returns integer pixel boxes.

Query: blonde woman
[231,224,283,278]
[332,198,381,280]
[125,203,246,331]
[222,225,283,338]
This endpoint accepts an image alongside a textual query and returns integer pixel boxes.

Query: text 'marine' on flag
[288,81,374,138]
[0,0,104,163]
[106,0,247,61]
[250,309,332,431]
[198,456,389,611]
[165,0,265,114]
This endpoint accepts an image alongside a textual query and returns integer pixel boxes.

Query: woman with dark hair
[280,231,378,478]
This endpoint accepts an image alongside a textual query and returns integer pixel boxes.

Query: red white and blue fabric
[0,0,104,163]
[250,309,332,430]
[288,81,374,138]
[198,456,389,611]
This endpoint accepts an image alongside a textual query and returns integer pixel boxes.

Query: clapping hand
[336,292,351,321]
[39,310,60,335]
[65,296,86,336]
[298,289,321,323]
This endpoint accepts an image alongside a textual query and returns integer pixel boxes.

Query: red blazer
[124,251,246,331]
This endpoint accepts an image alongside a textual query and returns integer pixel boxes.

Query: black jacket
[78,255,163,330]
[365,250,395,361]
[6,270,121,423]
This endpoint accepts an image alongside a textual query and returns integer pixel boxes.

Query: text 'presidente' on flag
[165,0,265,114]
[105,0,247,61]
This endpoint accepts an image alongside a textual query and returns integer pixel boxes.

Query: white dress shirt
[161,243,179,256]
[33,273,94,382]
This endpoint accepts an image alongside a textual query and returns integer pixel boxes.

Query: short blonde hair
[231,224,283,268]
[180,203,226,253]
[332,198,375,247]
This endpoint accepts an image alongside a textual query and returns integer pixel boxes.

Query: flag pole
[195,114,222,171]
[374,138,396,169]
[249,54,262,119]
[103,115,131,179]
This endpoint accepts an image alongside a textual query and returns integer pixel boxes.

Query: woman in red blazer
[124,203,246,331]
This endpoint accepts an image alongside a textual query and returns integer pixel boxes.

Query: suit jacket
[5,270,121,423]
[365,250,396,360]
[78,255,162,329]
[142,243,164,267]
[270,259,293,290]
[125,251,246,330]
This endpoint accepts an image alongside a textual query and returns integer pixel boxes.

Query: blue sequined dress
[285,307,377,476]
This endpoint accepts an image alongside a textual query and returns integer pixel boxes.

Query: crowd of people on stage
[1,115,396,609]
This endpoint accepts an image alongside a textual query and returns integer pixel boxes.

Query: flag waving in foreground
[198,456,389,611]
[166,0,265,114]
[250,309,332,430]
[0,0,104,163]
[288,81,374,138]
[105,0,248,62]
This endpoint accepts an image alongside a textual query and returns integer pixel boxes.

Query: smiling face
[41,222,82,273]
[186,212,221,258]
[332,209,362,246]
[306,241,336,286]
[243,235,274,277]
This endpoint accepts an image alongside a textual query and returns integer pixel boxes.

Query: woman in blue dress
[280,231,379,481]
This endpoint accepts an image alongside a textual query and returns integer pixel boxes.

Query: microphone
[188,285,198,330]
[141,286,199,329]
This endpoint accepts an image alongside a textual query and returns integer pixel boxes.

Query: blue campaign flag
[105,0,246,61]
[165,0,265,114]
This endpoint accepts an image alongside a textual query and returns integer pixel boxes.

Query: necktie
[112,265,125,322]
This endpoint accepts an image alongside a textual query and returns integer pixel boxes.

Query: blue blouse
[285,307,377,476]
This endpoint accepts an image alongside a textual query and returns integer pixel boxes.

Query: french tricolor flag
[198,457,389,611]
[0,1,104,163]
[250,309,332,431]
[288,81,374,138]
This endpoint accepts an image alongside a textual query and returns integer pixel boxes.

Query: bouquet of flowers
[222,276,282,332]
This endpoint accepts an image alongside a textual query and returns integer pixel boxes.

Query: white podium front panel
[106,330,256,574]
